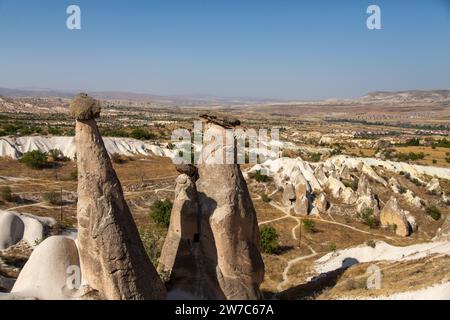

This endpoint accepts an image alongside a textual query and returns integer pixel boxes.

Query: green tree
[302,219,316,233]
[260,226,279,254]
[150,199,173,228]
[358,208,380,228]
[20,150,48,169]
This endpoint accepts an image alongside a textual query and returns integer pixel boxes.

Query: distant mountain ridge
[360,90,450,103]
[0,87,279,106]
[1,87,449,105]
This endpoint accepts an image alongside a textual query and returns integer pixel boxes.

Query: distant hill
[359,90,450,104]
[1,87,449,106]
[0,87,277,106]
[0,87,74,98]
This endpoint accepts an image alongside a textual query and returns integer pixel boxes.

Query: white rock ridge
[0,136,174,160]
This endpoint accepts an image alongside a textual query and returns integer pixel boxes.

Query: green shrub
[403,138,421,147]
[425,205,441,221]
[0,186,12,202]
[130,128,156,140]
[43,191,62,206]
[308,153,322,163]
[358,208,380,229]
[48,127,63,135]
[329,243,337,252]
[261,194,271,203]
[343,178,359,192]
[20,150,48,169]
[260,226,279,254]
[432,159,437,164]
[150,199,173,228]
[248,170,271,183]
[433,139,450,148]
[396,152,425,162]
[100,128,129,138]
[398,186,407,194]
[302,219,316,233]
[366,240,376,248]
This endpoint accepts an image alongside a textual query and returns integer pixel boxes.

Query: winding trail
[256,197,396,293]
[277,244,317,292]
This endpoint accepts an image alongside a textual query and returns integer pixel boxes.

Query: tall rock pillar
[71,93,166,300]
[196,115,265,300]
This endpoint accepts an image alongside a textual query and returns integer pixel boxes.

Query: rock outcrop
[356,174,379,214]
[313,193,328,212]
[0,212,24,250]
[293,182,311,216]
[426,178,442,195]
[11,236,80,300]
[380,197,414,237]
[72,93,166,300]
[282,183,296,206]
[0,210,54,250]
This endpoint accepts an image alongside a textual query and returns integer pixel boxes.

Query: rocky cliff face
[73,94,166,300]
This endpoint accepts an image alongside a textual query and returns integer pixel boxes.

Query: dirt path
[277,244,317,292]
[257,198,396,292]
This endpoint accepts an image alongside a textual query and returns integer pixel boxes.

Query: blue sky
[0,0,449,100]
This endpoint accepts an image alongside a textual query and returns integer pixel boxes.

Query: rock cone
[72,93,166,300]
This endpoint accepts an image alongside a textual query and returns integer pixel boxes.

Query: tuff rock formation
[313,193,328,213]
[380,197,414,237]
[158,174,200,295]
[426,178,442,195]
[72,93,166,300]
[293,182,311,216]
[195,116,265,300]
[282,183,296,206]
[0,212,24,250]
[356,174,379,214]
[11,236,80,300]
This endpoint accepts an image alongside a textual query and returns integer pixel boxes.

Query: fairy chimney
[195,114,265,300]
[72,93,166,300]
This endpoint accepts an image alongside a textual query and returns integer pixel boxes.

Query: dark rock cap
[70,93,101,120]
[175,164,199,181]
